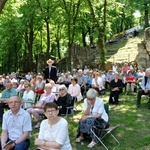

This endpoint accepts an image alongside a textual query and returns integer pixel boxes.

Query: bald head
[145,68,150,78]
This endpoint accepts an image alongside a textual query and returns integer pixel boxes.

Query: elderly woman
[27,83,56,129]
[92,71,105,94]
[22,83,35,109]
[76,88,108,148]
[68,77,83,102]
[125,70,136,95]
[35,102,72,150]
[34,75,45,95]
[16,79,25,97]
[54,84,72,115]
[109,72,123,105]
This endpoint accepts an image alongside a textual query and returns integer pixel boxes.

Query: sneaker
[75,136,84,142]
[34,122,41,129]
[87,141,97,148]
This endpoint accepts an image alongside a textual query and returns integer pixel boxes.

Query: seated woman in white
[68,77,83,102]
[35,102,72,150]
[76,88,108,148]
[27,83,56,129]
[22,83,34,109]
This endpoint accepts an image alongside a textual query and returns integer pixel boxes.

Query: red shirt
[122,66,130,74]
[126,75,135,83]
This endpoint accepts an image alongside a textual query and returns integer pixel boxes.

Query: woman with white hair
[76,88,108,148]
[54,84,72,115]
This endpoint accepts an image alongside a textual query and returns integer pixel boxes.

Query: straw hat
[46,59,54,65]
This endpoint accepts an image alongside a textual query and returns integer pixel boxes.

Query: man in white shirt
[0,96,32,150]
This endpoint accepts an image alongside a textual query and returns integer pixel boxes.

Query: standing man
[0,96,32,150]
[43,59,57,83]
[0,81,18,123]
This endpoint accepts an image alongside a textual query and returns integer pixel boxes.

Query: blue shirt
[1,88,18,98]
[140,77,150,90]
[2,108,32,141]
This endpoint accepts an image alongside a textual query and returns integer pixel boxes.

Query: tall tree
[0,0,7,13]
[61,0,81,71]
[87,0,107,70]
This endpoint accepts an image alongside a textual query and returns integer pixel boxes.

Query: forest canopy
[0,0,149,73]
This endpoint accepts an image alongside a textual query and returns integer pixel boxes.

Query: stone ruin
[37,27,150,73]
[136,27,150,69]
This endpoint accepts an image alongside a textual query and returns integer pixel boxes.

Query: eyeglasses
[87,98,95,100]
[8,101,20,104]
[59,89,64,91]
[25,86,28,88]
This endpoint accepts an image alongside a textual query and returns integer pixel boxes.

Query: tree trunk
[87,0,106,70]
[0,0,7,13]
[46,21,50,59]
[144,3,149,28]
[56,39,61,59]
[82,30,87,47]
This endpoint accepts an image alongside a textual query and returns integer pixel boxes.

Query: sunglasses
[25,86,28,88]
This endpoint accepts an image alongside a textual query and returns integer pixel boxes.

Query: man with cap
[43,59,57,83]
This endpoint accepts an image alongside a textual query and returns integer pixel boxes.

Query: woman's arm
[35,139,61,150]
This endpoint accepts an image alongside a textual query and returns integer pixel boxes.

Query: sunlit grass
[0,90,150,150]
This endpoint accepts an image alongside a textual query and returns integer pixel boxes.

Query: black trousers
[137,89,150,106]
[109,90,120,104]
[0,103,9,120]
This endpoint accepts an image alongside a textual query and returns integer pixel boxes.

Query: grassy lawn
[1,91,150,150]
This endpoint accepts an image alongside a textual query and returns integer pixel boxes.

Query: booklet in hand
[3,140,14,150]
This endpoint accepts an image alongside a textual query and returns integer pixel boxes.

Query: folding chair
[90,103,120,150]
[91,125,120,150]
[65,96,76,120]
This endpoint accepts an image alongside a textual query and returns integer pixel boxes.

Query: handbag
[94,118,109,129]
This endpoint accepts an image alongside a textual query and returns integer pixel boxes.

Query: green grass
[1,91,150,150]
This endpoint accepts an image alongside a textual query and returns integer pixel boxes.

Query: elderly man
[137,68,150,108]
[0,96,32,150]
[0,81,18,122]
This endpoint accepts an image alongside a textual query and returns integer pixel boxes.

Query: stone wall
[136,27,150,69]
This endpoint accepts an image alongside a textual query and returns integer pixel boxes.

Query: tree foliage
[0,0,149,73]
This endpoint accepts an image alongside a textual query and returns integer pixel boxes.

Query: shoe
[76,136,84,142]
[34,122,41,129]
[87,141,97,148]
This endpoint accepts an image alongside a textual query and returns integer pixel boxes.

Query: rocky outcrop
[136,27,150,69]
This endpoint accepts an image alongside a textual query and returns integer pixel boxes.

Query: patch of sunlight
[107,36,142,63]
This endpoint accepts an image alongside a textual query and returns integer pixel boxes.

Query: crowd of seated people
[0,63,148,117]
[0,61,149,149]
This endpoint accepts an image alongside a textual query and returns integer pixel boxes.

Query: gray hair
[58,84,67,92]
[9,96,22,101]
[86,88,98,99]
[146,68,150,72]
[45,83,52,88]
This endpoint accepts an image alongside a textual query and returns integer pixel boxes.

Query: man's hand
[3,141,15,150]
[144,89,149,93]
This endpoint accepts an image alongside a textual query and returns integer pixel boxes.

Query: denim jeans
[0,139,30,150]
